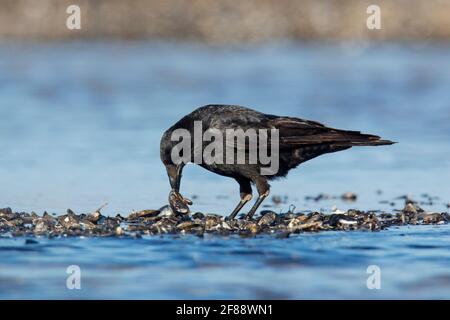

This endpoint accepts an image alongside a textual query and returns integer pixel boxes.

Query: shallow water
[1,225,450,299]
[0,41,449,299]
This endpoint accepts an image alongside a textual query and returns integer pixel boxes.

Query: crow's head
[160,129,185,192]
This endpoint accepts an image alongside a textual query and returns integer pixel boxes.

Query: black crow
[160,104,394,220]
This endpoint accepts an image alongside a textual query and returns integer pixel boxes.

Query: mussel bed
[0,200,448,238]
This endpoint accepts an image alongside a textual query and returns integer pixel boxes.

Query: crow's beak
[167,164,184,192]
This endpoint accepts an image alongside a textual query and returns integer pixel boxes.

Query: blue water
[0,41,449,299]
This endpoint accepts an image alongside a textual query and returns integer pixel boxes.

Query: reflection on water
[0,41,449,299]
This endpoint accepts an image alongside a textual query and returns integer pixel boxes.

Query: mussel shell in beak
[169,190,192,215]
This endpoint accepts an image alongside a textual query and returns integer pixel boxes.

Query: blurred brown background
[1,0,449,42]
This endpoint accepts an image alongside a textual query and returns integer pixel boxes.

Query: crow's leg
[245,178,270,220]
[227,178,252,220]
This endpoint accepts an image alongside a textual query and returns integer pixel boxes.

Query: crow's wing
[214,114,393,153]
[272,117,394,148]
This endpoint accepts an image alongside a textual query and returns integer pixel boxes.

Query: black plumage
[160,104,394,219]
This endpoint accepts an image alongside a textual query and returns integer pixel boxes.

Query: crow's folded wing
[214,115,393,153]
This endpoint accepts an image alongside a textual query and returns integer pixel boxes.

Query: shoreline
[1,0,450,43]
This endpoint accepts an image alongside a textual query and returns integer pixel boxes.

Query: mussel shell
[169,190,191,215]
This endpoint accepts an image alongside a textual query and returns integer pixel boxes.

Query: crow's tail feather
[271,116,396,148]
[279,131,396,148]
